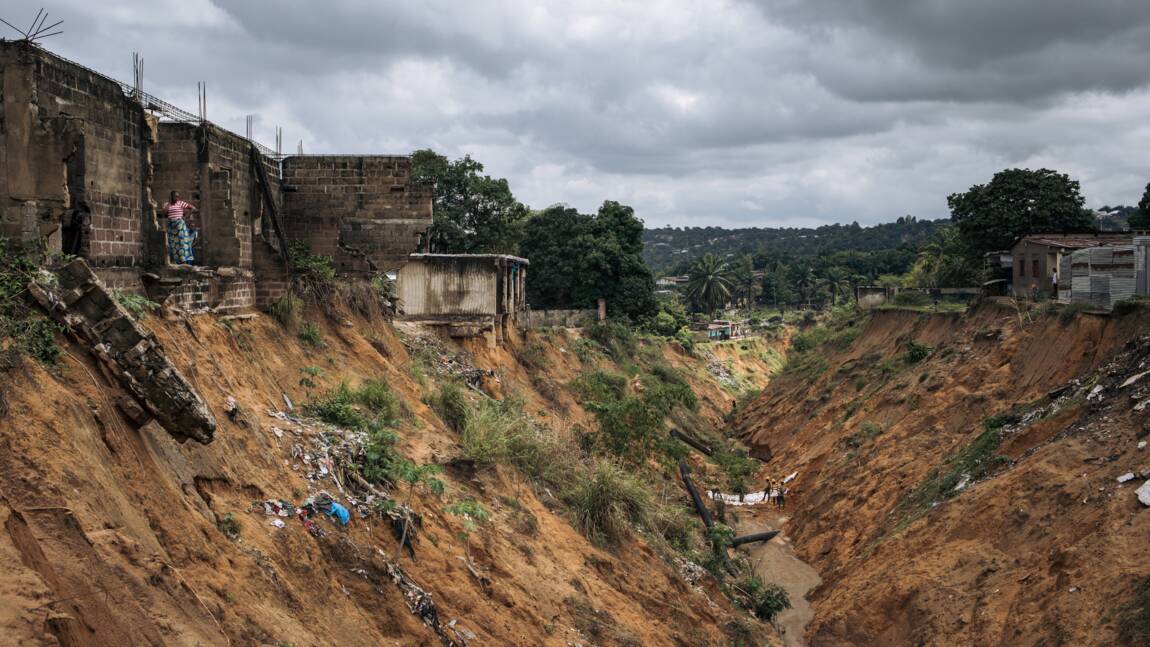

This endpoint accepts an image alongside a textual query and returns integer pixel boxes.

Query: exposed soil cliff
[735,303,1150,646]
[0,302,784,646]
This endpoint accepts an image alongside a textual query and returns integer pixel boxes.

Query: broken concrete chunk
[28,259,216,444]
[1137,480,1150,506]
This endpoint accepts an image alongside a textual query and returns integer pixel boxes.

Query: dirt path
[729,505,821,647]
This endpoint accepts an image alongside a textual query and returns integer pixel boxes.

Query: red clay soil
[0,308,780,646]
[734,302,1150,646]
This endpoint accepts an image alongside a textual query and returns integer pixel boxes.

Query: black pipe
[731,530,780,547]
[678,461,713,528]
[670,429,714,456]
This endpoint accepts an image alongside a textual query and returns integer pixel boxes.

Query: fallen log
[731,530,780,547]
[670,429,713,456]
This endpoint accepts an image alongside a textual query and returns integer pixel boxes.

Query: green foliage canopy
[520,201,657,320]
[410,149,529,254]
[947,168,1095,256]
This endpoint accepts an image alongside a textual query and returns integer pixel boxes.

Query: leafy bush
[217,512,241,539]
[573,370,628,403]
[298,322,324,348]
[361,420,401,485]
[112,291,160,320]
[447,499,490,546]
[562,459,650,544]
[354,378,402,423]
[0,241,62,364]
[432,381,469,433]
[674,326,696,355]
[267,293,301,327]
[287,241,337,297]
[305,381,368,429]
[738,575,791,622]
[904,341,933,364]
[585,320,637,358]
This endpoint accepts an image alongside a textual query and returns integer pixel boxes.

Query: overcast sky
[6,0,1150,228]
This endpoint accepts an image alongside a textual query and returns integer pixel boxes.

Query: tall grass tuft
[562,459,650,544]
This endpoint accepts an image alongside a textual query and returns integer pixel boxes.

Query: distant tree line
[412,148,1150,320]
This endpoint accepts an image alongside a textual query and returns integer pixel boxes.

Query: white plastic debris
[1088,384,1106,401]
[272,426,285,438]
[783,471,798,484]
[1118,472,1136,483]
[270,519,286,529]
[1139,441,1147,450]
[1121,370,1150,388]
[1137,480,1150,506]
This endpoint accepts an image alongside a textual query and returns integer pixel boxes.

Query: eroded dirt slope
[735,303,1150,645]
[0,306,784,646]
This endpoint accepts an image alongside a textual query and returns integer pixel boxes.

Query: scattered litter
[1118,473,1136,484]
[270,519,286,529]
[1088,384,1106,401]
[1140,441,1148,450]
[256,499,295,517]
[1121,370,1150,388]
[224,395,239,421]
[1069,586,1079,593]
[953,474,971,492]
[783,471,798,484]
[272,426,285,438]
[283,393,294,411]
[1136,400,1150,412]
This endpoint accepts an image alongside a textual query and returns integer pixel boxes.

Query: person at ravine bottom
[776,479,786,509]
[161,191,197,265]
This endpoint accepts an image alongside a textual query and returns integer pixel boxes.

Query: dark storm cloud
[751,0,1150,101]
[3,0,1149,227]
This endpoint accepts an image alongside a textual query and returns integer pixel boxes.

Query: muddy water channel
[729,506,821,647]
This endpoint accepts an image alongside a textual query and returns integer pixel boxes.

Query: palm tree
[822,267,852,306]
[686,253,733,315]
[794,266,818,307]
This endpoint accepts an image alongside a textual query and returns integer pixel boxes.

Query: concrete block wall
[281,156,433,273]
[27,44,153,267]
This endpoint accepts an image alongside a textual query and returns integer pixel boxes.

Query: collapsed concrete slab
[28,259,216,443]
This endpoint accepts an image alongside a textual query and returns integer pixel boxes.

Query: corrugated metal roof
[1022,237,1132,249]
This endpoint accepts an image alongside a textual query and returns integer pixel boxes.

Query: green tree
[410,149,529,254]
[820,266,852,306]
[730,255,758,308]
[520,201,657,320]
[906,225,981,288]
[947,168,1095,257]
[1132,182,1150,230]
[685,253,733,315]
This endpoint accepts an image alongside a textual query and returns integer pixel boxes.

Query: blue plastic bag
[326,501,350,526]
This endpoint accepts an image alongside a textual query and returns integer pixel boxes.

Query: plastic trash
[327,501,350,525]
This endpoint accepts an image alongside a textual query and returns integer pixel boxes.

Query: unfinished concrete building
[0,41,433,313]
[396,254,527,343]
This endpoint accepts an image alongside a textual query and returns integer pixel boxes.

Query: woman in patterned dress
[161,191,197,264]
